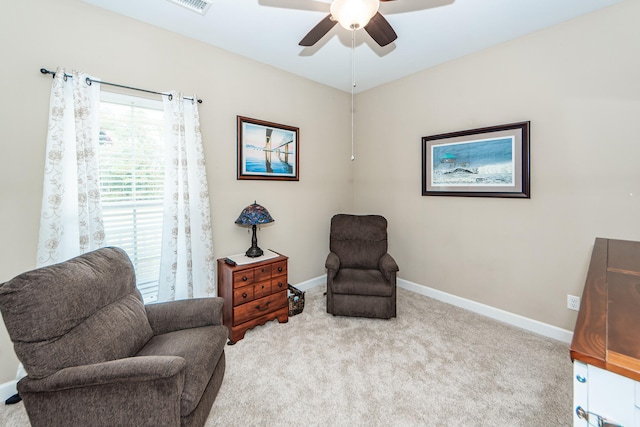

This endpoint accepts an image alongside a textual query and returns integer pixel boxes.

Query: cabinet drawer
[254,281,271,299]
[272,260,287,278]
[271,277,287,293]
[233,291,287,325]
[233,286,254,306]
[254,265,272,282]
[233,270,255,288]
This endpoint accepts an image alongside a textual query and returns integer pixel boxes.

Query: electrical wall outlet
[567,295,580,311]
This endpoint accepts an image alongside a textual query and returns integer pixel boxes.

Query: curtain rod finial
[40,68,55,78]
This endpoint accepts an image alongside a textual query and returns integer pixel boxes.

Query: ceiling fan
[299,0,398,47]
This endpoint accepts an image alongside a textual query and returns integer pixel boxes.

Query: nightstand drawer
[272,260,287,278]
[254,265,272,282]
[233,270,255,288]
[271,277,287,293]
[233,286,254,306]
[233,291,287,325]
[254,281,271,299]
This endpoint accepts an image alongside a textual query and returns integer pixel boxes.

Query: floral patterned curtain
[158,92,215,300]
[36,67,104,267]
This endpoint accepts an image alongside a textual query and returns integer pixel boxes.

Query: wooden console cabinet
[217,253,289,344]
[570,238,640,426]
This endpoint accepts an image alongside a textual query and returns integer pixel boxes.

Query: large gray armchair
[0,247,226,427]
[325,214,399,319]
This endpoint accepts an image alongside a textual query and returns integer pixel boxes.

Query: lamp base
[245,246,263,258]
[245,224,264,258]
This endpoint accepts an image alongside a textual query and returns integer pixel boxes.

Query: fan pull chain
[351,28,356,161]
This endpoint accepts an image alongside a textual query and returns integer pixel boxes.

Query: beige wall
[354,1,640,331]
[0,0,353,383]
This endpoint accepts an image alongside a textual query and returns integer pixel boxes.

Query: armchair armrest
[379,253,399,281]
[18,356,186,393]
[325,252,341,280]
[146,297,223,336]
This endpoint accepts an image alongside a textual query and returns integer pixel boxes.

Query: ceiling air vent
[166,0,213,15]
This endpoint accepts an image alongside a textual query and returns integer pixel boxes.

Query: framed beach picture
[422,121,530,198]
[237,116,299,181]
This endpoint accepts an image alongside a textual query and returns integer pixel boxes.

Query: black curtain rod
[40,68,203,104]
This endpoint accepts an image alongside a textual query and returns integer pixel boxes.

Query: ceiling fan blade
[364,12,397,47]
[299,14,338,46]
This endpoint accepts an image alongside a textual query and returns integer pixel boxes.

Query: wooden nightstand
[217,252,289,344]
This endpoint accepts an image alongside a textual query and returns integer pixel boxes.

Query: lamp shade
[235,202,275,226]
[330,0,380,30]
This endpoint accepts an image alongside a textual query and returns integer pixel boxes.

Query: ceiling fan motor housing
[330,0,380,30]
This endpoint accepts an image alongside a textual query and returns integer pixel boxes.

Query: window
[98,92,165,303]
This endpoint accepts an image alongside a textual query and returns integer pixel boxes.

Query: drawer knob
[242,276,248,281]
[242,293,248,298]
[277,282,283,288]
[261,268,265,272]
[278,267,283,272]
[261,285,265,289]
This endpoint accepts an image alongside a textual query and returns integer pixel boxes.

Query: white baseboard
[294,275,573,344]
[397,278,573,343]
[0,379,17,403]
[291,275,326,293]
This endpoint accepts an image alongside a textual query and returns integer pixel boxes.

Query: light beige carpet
[0,285,572,426]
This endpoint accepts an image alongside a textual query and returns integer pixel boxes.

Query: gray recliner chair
[0,247,226,427]
[325,214,399,319]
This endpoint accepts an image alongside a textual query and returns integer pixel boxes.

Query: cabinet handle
[242,276,248,281]
[242,293,248,298]
[576,406,588,421]
[576,375,586,383]
[256,301,271,312]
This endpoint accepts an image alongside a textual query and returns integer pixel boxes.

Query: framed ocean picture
[237,116,299,181]
[422,122,530,198]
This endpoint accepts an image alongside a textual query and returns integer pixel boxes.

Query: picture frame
[237,116,299,181]
[422,121,530,198]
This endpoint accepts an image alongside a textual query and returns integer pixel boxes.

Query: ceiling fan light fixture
[330,0,380,30]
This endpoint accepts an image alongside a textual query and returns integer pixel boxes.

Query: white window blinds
[98,92,165,303]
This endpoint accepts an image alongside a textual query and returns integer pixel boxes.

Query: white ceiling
[82,0,624,93]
